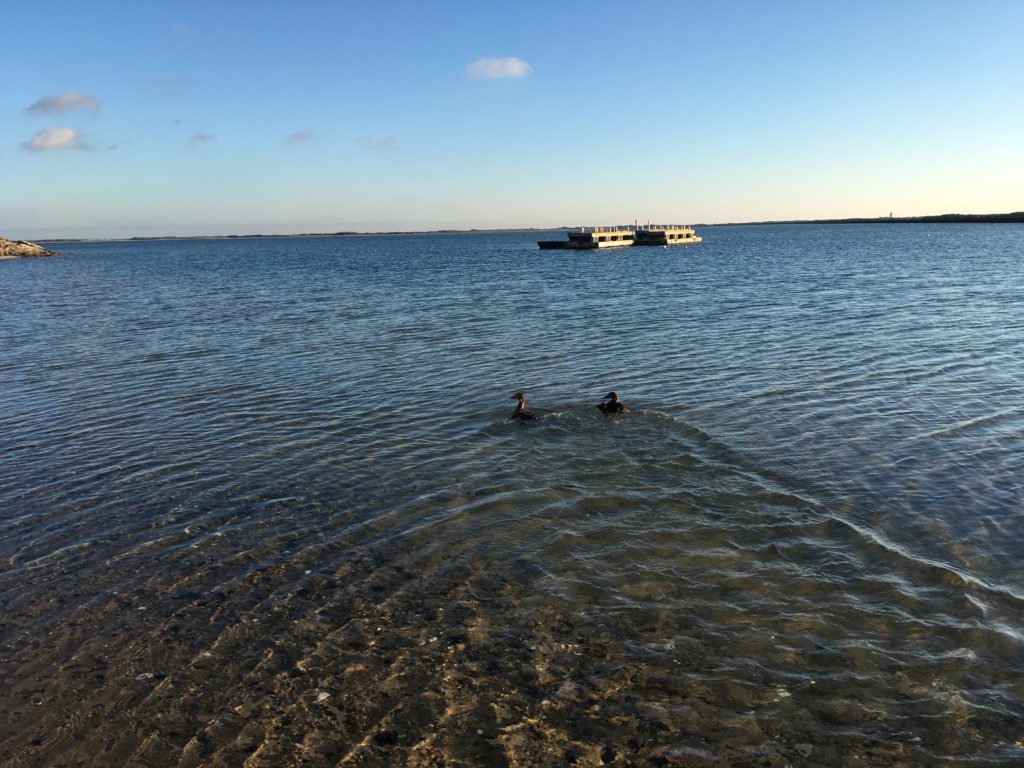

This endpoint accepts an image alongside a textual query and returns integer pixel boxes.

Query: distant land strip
[704,211,1024,226]
[40,228,557,243]
[35,211,1024,243]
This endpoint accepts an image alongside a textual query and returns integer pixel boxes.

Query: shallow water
[1,224,1022,766]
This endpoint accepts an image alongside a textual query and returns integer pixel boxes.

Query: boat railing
[576,226,636,234]
[637,224,693,231]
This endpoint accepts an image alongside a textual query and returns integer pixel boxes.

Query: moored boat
[634,224,702,246]
[538,226,635,250]
[538,222,700,249]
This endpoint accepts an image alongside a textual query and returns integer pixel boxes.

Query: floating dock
[538,223,701,250]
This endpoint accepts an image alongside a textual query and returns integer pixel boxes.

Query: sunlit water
[1,224,1022,767]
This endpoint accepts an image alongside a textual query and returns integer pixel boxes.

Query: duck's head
[510,392,525,402]
[603,391,619,402]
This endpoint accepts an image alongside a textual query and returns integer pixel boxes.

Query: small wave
[912,407,1023,441]
[828,514,1024,611]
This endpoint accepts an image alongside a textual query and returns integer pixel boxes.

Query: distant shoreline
[34,211,1024,243]
[38,228,557,244]
[707,211,1024,227]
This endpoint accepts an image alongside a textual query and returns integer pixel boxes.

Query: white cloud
[191,132,216,143]
[25,92,101,115]
[22,127,89,152]
[286,130,314,145]
[356,136,397,151]
[465,57,532,79]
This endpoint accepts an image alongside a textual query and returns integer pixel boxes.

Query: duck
[596,391,630,413]
[509,392,538,420]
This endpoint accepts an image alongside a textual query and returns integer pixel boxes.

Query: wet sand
[0,517,987,768]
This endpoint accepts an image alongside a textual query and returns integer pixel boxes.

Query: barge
[538,226,636,250]
[634,224,701,246]
[539,223,701,250]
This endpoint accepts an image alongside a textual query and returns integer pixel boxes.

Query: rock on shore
[0,237,58,259]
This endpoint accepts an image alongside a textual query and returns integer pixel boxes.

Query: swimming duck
[596,391,630,413]
[510,392,537,420]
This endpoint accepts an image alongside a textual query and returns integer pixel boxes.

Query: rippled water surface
[2,224,1023,767]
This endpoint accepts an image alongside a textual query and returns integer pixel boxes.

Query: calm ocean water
[1,224,1022,767]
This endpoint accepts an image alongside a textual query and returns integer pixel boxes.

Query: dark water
[1,224,1022,767]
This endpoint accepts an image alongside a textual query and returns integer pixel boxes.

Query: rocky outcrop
[0,237,58,259]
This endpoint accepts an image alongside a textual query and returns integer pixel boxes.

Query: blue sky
[3,0,1022,239]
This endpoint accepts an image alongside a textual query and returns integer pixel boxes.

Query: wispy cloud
[465,57,532,79]
[22,127,90,152]
[25,92,101,115]
[285,130,314,146]
[191,132,216,143]
[356,136,397,151]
